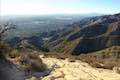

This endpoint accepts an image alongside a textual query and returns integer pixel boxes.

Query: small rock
[65,58,75,62]
[39,54,45,58]
[113,66,120,74]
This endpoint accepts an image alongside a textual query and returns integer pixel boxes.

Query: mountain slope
[46,13,120,55]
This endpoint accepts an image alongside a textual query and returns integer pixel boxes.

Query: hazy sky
[1,0,120,15]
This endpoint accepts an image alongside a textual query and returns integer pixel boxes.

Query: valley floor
[41,57,120,80]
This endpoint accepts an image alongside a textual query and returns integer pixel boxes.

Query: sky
[1,0,120,15]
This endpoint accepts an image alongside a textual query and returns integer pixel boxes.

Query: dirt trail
[41,57,120,80]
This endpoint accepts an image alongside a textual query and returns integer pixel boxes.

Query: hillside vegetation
[46,13,120,55]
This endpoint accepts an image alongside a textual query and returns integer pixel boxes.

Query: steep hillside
[6,13,120,55]
[47,13,120,55]
[7,36,49,52]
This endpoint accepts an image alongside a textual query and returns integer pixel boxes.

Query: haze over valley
[0,0,120,80]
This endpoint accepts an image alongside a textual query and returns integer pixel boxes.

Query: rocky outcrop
[41,57,120,80]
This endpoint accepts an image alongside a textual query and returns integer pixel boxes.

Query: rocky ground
[41,57,120,80]
[1,55,120,80]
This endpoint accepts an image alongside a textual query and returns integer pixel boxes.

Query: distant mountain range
[6,13,120,55]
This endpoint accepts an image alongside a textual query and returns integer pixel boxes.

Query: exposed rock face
[41,57,120,80]
[0,59,26,80]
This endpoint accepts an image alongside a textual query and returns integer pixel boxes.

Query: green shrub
[8,49,19,58]
[31,58,46,72]
[0,42,12,59]
[20,52,46,72]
